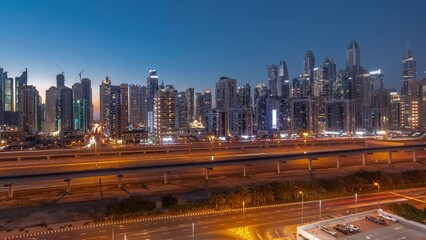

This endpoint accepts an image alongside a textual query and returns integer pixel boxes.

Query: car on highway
[379,212,399,222]
[320,226,337,237]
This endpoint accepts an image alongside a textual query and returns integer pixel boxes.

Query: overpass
[0,139,366,161]
[1,144,425,198]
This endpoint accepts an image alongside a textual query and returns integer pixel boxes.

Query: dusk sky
[1,0,426,119]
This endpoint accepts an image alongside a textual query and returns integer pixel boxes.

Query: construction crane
[56,64,64,75]
[78,69,85,82]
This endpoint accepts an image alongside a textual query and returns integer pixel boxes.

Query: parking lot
[299,210,426,240]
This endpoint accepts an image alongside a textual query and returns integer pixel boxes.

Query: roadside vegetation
[389,203,426,223]
[102,169,426,220]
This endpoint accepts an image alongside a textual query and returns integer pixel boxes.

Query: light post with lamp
[374,182,380,210]
[299,191,304,224]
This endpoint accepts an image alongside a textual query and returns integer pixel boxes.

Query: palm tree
[226,192,240,208]
[237,186,252,204]
[257,183,275,203]
[209,190,226,210]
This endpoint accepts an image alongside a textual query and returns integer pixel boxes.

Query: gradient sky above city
[1,0,426,119]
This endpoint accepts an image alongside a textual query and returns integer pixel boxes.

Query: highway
[1,144,424,184]
[4,188,425,240]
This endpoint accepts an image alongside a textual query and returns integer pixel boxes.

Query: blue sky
[1,0,426,118]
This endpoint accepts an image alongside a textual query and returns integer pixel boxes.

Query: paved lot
[306,212,426,240]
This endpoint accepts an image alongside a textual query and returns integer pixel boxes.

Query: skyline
[1,0,426,119]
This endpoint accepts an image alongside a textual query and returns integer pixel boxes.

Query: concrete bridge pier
[3,183,13,198]
[362,153,367,166]
[336,156,341,168]
[164,172,170,184]
[205,168,210,180]
[117,174,123,188]
[388,152,392,164]
[308,159,313,171]
[276,161,281,174]
[64,179,71,193]
[413,150,417,162]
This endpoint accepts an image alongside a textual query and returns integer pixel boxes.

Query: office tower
[267,65,278,96]
[146,70,159,133]
[277,60,290,98]
[81,78,93,128]
[321,58,336,99]
[325,99,355,133]
[346,41,361,77]
[369,69,384,90]
[140,86,147,128]
[19,85,41,134]
[290,78,301,98]
[0,68,12,125]
[370,89,390,132]
[59,87,74,132]
[303,50,315,77]
[155,85,176,141]
[100,76,112,134]
[389,91,401,129]
[237,84,251,108]
[15,68,28,118]
[185,87,195,124]
[254,83,268,131]
[175,91,187,129]
[56,73,65,89]
[129,84,142,126]
[290,98,313,133]
[72,82,83,99]
[229,108,253,137]
[109,84,129,140]
[413,80,426,130]
[195,92,203,121]
[73,99,87,132]
[202,89,212,111]
[44,86,60,132]
[216,77,237,112]
[401,46,416,96]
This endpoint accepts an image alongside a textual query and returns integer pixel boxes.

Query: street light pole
[300,191,304,224]
[355,193,358,214]
[374,183,380,210]
[192,222,195,240]
[319,200,322,223]
[243,201,245,232]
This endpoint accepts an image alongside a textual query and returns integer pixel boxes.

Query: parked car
[379,213,399,222]
[335,225,350,235]
[321,226,337,237]
[336,224,353,234]
[377,218,386,225]
[345,224,360,233]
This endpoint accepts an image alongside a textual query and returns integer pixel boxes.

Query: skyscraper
[44,86,60,132]
[303,50,315,77]
[175,91,187,129]
[267,65,278,96]
[185,87,195,124]
[146,70,159,134]
[129,84,142,127]
[237,84,251,108]
[19,85,41,134]
[15,68,28,118]
[100,76,111,135]
[195,92,203,121]
[155,85,176,141]
[109,84,129,140]
[140,86,148,128]
[254,83,268,131]
[81,78,93,128]
[59,87,74,132]
[277,60,290,98]
[401,46,416,96]
[346,41,361,77]
[56,73,65,89]
[216,77,237,112]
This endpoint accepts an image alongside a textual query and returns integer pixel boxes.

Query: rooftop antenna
[78,69,85,82]
[56,64,64,75]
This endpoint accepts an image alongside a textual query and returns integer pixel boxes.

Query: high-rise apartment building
[59,87,74,133]
[146,70,159,134]
[19,85,41,134]
[155,85,176,141]
[185,87,194,124]
[346,41,361,77]
[109,84,129,140]
[267,65,278,96]
[44,86,60,132]
[175,91,187,129]
[100,76,112,135]
[129,84,142,126]
[277,60,290,98]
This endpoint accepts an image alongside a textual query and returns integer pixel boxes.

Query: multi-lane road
[4,188,425,240]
